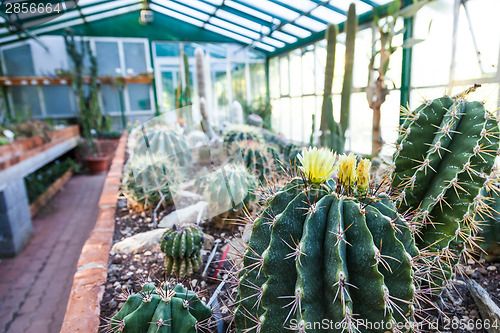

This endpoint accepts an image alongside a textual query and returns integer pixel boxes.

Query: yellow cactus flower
[356,158,371,195]
[298,147,337,184]
[337,153,357,188]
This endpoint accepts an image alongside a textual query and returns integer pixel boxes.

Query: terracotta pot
[85,155,109,174]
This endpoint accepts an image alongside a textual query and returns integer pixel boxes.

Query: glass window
[123,42,147,75]
[43,86,74,116]
[279,56,290,96]
[269,57,280,99]
[95,41,121,76]
[3,44,35,76]
[11,86,42,117]
[160,71,176,111]
[231,62,246,104]
[315,40,326,95]
[289,49,302,97]
[249,62,266,101]
[128,84,151,111]
[156,42,180,57]
[101,85,122,113]
[302,49,315,95]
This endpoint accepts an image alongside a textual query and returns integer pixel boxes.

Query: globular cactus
[261,129,288,153]
[107,281,211,332]
[129,126,191,167]
[161,225,204,277]
[121,154,184,212]
[223,125,263,152]
[202,163,256,229]
[391,94,500,287]
[475,186,500,259]
[283,142,302,168]
[232,141,282,184]
[235,148,418,332]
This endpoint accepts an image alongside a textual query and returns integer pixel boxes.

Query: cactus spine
[107,282,211,332]
[235,148,418,332]
[161,225,204,277]
[233,141,281,183]
[392,95,500,288]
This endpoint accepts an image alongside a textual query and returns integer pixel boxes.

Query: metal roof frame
[0,0,408,56]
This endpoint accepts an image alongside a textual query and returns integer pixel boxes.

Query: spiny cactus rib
[223,126,264,152]
[108,282,211,333]
[236,149,416,333]
[474,187,500,258]
[234,141,282,184]
[161,225,204,277]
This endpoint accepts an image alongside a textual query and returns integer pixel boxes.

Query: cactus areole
[235,147,419,333]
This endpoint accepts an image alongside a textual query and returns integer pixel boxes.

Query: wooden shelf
[0,75,153,86]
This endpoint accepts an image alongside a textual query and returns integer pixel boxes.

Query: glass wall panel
[11,86,42,117]
[3,44,35,76]
[43,86,74,116]
[279,56,290,96]
[101,85,122,113]
[249,62,266,101]
[289,50,302,97]
[95,41,121,76]
[128,84,151,111]
[123,42,147,75]
[231,62,246,105]
[302,49,315,95]
[269,57,280,98]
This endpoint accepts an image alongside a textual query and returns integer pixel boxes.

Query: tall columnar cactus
[235,148,418,332]
[202,163,256,229]
[392,94,500,287]
[121,154,184,212]
[107,281,211,332]
[223,125,264,151]
[232,141,282,183]
[339,3,357,146]
[319,24,337,148]
[129,127,192,167]
[474,186,500,259]
[195,47,216,138]
[161,225,204,277]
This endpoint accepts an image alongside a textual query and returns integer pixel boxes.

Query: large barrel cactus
[235,148,418,332]
[475,186,500,259]
[129,126,191,167]
[107,282,211,332]
[202,163,256,229]
[223,125,263,151]
[161,224,204,277]
[391,95,499,287]
[121,154,184,212]
[232,141,282,183]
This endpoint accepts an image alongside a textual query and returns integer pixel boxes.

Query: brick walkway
[0,174,106,333]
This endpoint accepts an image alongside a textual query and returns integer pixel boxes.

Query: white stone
[111,228,165,254]
[170,190,203,209]
[158,201,208,228]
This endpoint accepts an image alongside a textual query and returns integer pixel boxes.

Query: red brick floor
[0,174,106,333]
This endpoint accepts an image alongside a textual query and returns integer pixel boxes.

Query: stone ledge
[61,131,127,333]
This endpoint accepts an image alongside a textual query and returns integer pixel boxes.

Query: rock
[468,280,500,333]
[109,300,118,310]
[144,251,152,256]
[112,229,165,254]
[478,267,488,275]
[204,233,215,249]
[171,190,203,209]
[158,201,208,228]
[487,265,497,271]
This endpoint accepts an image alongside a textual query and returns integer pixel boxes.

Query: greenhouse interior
[0,0,499,332]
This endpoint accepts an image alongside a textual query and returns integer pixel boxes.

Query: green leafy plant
[25,158,77,202]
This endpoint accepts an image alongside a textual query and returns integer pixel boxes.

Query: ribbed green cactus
[319,24,337,148]
[392,95,500,287]
[108,282,211,332]
[475,187,500,259]
[235,148,418,332]
[121,154,184,212]
[202,163,256,229]
[232,141,282,183]
[223,125,264,151]
[129,127,191,167]
[283,142,302,168]
[161,225,204,277]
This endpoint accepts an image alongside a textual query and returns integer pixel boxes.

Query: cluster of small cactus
[202,163,256,229]
[106,281,211,332]
[235,148,418,332]
[129,126,191,167]
[223,125,263,151]
[121,154,184,212]
[231,140,282,184]
[161,224,204,277]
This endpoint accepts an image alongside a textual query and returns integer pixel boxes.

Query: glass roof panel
[151,3,204,26]
[271,30,298,44]
[157,0,210,21]
[371,0,393,4]
[295,16,327,32]
[281,23,311,39]
[204,0,224,5]
[254,41,276,52]
[275,0,317,12]
[208,17,261,39]
[239,0,300,21]
[262,36,286,48]
[329,0,372,14]
[169,0,216,14]
[310,6,346,24]
[216,9,270,34]
[225,1,274,22]
[205,24,253,44]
